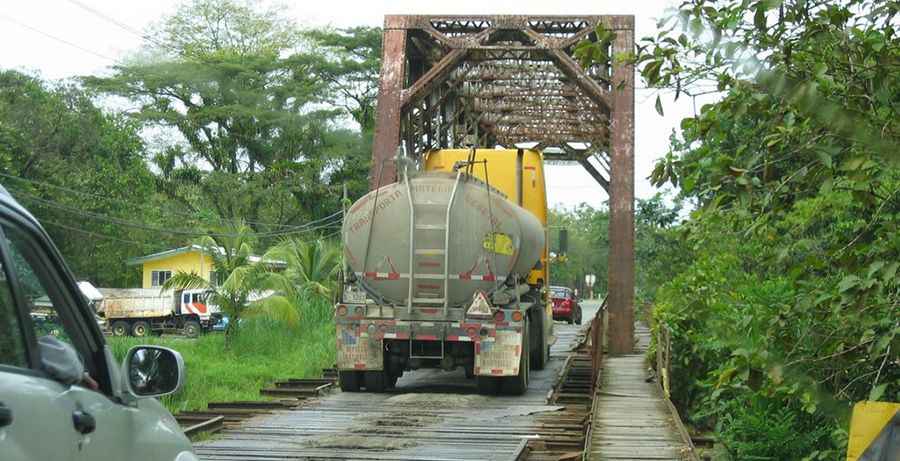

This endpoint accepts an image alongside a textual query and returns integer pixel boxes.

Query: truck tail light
[336,305,348,316]
[511,311,523,322]
[494,310,505,322]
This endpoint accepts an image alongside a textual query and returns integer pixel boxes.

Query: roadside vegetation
[577,1,898,459]
[108,316,335,413]
[116,234,340,413]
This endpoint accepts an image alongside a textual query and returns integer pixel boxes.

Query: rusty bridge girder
[370,14,635,355]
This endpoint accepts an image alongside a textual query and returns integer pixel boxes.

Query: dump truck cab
[335,148,553,395]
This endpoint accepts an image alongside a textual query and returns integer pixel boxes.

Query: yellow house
[127,245,284,289]
[127,245,219,289]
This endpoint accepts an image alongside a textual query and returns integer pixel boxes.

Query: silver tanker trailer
[335,148,554,395]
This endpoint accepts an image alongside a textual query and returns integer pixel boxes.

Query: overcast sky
[0,0,715,209]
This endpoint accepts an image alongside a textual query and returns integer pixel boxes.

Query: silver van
[0,187,196,460]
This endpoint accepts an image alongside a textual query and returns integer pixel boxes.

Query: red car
[551,286,582,324]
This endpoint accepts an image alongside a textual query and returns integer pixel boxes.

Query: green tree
[0,70,164,287]
[85,0,369,232]
[267,238,339,301]
[304,27,383,132]
[549,204,609,296]
[576,2,898,459]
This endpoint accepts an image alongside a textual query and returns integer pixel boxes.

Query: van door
[0,222,132,461]
[0,226,77,461]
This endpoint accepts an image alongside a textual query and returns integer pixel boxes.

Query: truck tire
[182,320,201,338]
[339,371,361,392]
[131,321,150,337]
[363,370,388,392]
[502,320,529,395]
[530,309,548,370]
[111,321,130,337]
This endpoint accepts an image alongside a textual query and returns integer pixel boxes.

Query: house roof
[126,244,284,267]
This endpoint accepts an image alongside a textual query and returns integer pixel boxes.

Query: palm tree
[264,238,339,301]
[163,224,299,341]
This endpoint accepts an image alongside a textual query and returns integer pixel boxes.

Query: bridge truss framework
[370,15,635,354]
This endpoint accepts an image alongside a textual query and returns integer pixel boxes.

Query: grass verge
[107,319,335,414]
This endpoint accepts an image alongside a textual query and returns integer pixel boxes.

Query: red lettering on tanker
[464,193,502,228]
[412,183,452,194]
[348,189,402,234]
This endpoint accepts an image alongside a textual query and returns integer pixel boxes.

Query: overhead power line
[0,14,116,62]
[40,219,150,247]
[10,190,343,239]
[0,173,337,231]
[64,0,172,52]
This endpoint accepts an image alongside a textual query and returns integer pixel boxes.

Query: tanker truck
[335,148,553,395]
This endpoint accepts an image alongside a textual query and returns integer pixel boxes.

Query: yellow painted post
[846,401,898,461]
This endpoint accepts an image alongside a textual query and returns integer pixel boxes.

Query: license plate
[344,289,366,304]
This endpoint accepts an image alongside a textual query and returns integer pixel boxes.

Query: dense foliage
[549,194,682,302]
[0,71,168,286]
[578,1,898,459]
[549,205,609,296]
[84,0,375,235]
[0,0,377,287]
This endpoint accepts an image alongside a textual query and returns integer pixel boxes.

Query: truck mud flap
[474,330,522,377]
[336,323,383,370]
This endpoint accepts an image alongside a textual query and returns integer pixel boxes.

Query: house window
[151,270,172,287]
[209,270,221,287]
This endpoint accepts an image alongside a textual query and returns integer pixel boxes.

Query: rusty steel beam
[370,28,406,189]
[546,49,612,113]
[402,48,468,108]
[606,17,635,355]
[578,158,610,193]
[402,28,494,109]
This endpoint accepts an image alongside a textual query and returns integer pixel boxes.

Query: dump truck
[336,148,553,395]
[97,287,220,337]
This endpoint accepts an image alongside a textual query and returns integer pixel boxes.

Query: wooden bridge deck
[588,323,693,460]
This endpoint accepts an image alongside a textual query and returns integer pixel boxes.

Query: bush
[108,317,335,413]
[717,396,830,460]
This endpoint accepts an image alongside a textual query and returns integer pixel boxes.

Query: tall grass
[108,317,335,414]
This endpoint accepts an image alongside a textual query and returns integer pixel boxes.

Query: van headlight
[175,452,200,461]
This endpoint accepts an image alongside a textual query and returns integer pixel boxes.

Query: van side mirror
[123,346,185,398]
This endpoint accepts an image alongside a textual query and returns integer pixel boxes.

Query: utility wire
[0,14,116,62]
[41,219,150,246]
[0,173,333,231]
[64,0,174,54]
[11,190,342,239]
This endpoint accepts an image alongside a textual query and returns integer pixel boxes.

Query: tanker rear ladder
[404,169,463,314]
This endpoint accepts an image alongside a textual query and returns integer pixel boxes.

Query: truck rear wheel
[339,371,361,392]
[131,321,150,337]
[502,322,529,395]
[182,320,201,338]
[531,309,548,370]
[111,321,129,337]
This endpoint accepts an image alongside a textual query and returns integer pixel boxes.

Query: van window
[0,256,27,368]
[3,224,85,376]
